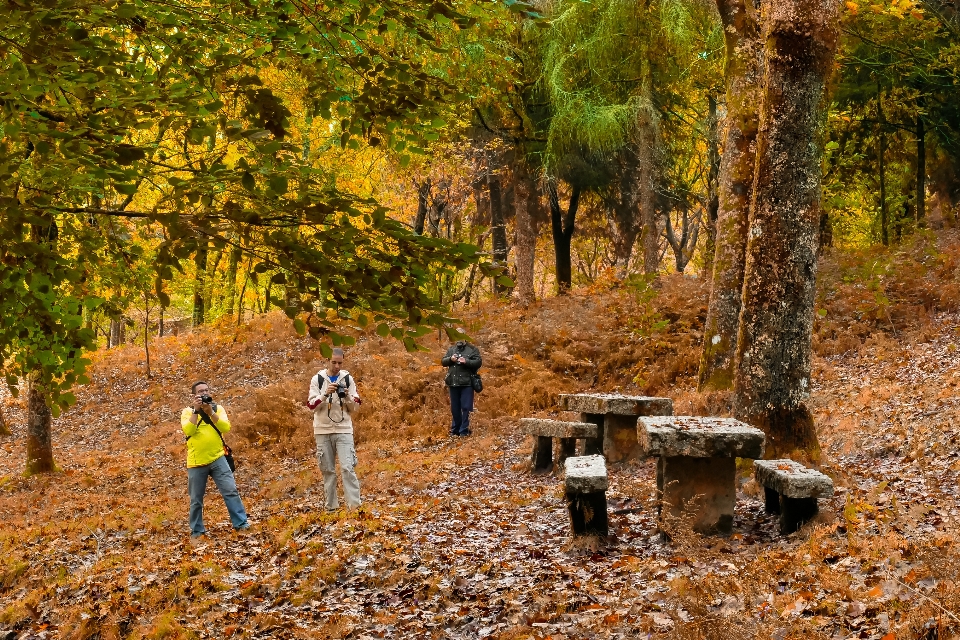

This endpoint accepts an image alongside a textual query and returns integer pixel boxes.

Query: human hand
[193,396,209,414]
[325,383,338,396]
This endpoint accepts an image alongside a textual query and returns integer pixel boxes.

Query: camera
[200,395,213,404]
[335,380,348,399]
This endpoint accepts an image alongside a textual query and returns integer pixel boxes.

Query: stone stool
[520,418,598,474]
[564,455,609,537]
[754,460,834,534]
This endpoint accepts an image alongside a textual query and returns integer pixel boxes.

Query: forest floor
[2,231,960,640]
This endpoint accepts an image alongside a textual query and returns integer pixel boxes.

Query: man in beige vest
[307,348,362,510]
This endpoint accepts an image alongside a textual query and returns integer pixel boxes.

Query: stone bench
[564,455,608,537]
[520,418,598,473]
[754,460,834,534]
[639,416,765,535]
[559,394,673,463]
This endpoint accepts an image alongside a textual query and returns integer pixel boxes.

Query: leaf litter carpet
[2,317,960,638]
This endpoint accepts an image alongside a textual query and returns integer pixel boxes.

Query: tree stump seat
[558,393,673,462]
[638,416,765,536]
[564,455,609,537]
[520,418,598,474]
[754,460,834,534]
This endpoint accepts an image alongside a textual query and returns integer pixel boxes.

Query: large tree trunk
[549,181,581,293]
[638,50,660,276]
[26,380,54,474]
[192,242,209,327]
[489,172,510,296]
[606,147,642,276]
[698,0,763,391]
[732,0,841,461]
[514,168,541,307]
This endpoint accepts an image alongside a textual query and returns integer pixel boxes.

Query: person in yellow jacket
[181,381,249,541]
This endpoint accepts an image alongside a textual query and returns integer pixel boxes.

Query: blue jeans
[187,456,248,536]
[449,386,474,435]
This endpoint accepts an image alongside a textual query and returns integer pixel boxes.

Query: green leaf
[496,275,514,287]
[114,183,138,195]
[241,171,256,192]
[319,343,332,358]
[269,175,289,195]
[376,323,390,337]
[293,318,306,335]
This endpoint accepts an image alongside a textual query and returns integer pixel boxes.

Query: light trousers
[315,433,361,510]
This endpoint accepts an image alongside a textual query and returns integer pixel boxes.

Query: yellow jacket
[181,405,231,468]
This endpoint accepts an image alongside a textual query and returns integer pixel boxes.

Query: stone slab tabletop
[564,455,608,493]
[519,418,598,439]
[638,416,765,459]
[754,459,834,499]
[558,393,674,416]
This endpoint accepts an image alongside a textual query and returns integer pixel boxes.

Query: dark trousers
[449,386,474,435]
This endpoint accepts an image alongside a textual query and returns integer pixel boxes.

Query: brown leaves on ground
[2,232,960,638]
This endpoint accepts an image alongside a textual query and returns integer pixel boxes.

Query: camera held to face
[200,394,214,404]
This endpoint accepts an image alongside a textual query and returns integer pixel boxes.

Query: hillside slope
[1,232,960,639]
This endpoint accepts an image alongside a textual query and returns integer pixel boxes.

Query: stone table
[638,416,765,535]
[519,418,598,473]
[558,393,673,463]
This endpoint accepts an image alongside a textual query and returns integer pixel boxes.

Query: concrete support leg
[532,436,553,473]
[581,413,604,456]
[603,414,642,463]
[764,487,781,514]
[566,490,609,537]
[779,496,818,534]
[659,455,736,535]
[557,438,576,466]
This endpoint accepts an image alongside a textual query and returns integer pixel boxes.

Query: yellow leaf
[845,1,859,13]
[866,585,883,598]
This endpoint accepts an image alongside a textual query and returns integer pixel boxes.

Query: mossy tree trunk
[26,378,54,474]
[732,0,841,461]
[699,0,762,392]
[223,242,242,317]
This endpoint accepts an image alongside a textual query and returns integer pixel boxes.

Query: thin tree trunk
[414,179,431,235]
[639,49,660,276]
[489,173,509,296]
[549,181,581,293]
[192,242,209,327]
[0,404,9,437]
[733,0,841,461]
[878,87,889,245]
[159,306,164,337]
[704,93,722,275]
[514,167,540,307]
[143,294,152,379]
[699,0,763,391]
[224,243,242,317]
[26,379,54,474]
[917,112,926,227]
[204,248,224,316]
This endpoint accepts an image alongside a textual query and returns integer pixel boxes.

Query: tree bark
[732,0,841,461]
[606,147,642,276]
[26,379,54,474]
[143,294,152,379]
[549,181,581,293]
[0,404,9,437]
[489,172,509,296]
[192,242,209,327]
[699,0,763,391]
[917,111,926,227]
[664,206,701,273]
[514,168,541,307]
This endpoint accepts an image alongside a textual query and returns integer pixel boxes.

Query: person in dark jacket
[441,336,482,437]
